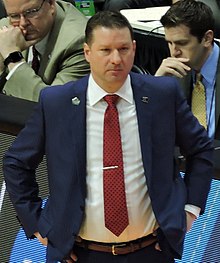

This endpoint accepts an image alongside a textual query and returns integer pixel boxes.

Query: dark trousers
[73,242,175,263]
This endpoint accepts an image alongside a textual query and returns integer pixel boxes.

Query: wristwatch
[4,51,24,67]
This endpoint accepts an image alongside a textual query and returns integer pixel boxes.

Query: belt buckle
[111,243,126,255]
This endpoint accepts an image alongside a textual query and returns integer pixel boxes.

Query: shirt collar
[200,42,219,85]
[87,74,134,106]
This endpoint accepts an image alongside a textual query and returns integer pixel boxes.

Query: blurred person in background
[3,10,213,262]
[155,0,220,139]
[0,0,90,101]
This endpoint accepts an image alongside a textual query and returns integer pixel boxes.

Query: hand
[34,232,78,262]
[186,211,197,232]
[64,251,78,262]
[155,242,162,251]
[0,25,36,59]
[154,210,197,252]
[34,231,48,246]
[155,57,191,78]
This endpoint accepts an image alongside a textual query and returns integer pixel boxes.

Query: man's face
[164,24,211,71]
[4,0,56,42]
[84,26,136,93]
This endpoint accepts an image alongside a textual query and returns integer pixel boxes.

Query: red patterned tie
[32,45,40,74]
[103,95,129,236]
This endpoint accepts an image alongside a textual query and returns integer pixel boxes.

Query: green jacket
[0,1,90,101]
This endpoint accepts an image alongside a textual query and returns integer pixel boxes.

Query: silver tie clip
[103,166,119,170]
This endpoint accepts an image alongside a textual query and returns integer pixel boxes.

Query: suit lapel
[68,76,88,195]
[38,3,65,75]
[130,73,153,184]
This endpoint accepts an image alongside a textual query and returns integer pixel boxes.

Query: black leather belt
[75,234,157,255]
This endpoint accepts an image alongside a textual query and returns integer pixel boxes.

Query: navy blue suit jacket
[3,72,213,261]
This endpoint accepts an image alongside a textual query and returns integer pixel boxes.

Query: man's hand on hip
[34,231,48,246]
[186,211,197,232]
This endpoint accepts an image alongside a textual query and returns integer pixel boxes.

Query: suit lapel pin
[141,96,149,103]
[72,97,80,105]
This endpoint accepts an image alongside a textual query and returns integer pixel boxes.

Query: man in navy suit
[3,10,213,263]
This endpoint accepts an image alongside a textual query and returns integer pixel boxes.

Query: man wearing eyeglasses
[0,0,90,101]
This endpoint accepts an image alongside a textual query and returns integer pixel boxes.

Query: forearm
[50,50,90,84]
[3,55,90,101]
[3,101,45,236]
[3,64,47,101]
[34,232,48,246]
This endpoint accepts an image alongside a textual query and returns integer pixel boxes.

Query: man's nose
[170,45,181,57]
[111,50,122,64]
[18,14,29,28]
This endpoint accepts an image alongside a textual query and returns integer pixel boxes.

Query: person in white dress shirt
[3,10,213,263]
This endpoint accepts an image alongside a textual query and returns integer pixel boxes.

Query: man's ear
[48,0,55,5]
[48,0,56,16]
[83,43,91,63]
[133,40,136,53]
[203,30,214,47]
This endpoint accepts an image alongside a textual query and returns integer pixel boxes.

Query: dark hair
[160,0,215,42]
[85,10,134,45]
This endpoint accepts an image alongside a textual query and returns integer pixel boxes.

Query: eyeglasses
[8,0,45,22]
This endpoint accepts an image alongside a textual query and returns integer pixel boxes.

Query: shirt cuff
[185,204,201,218]
[6,61,26,80]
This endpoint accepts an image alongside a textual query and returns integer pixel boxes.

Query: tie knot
[104,94,119,106]
[33,45,39,56]
[196,72,202,82]
[32,45,40,74]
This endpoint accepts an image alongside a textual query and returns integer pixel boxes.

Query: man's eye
[10,14,20,19]
[178,42,188,46]
[119,47,129,52]
[101,49,110,53]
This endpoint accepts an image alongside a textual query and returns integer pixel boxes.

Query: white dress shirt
[79,74,158,243]
[78,74,200,243]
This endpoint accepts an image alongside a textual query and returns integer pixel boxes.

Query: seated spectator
[0,0,90,102]
[155,0,219,139]
[103,0,178,11]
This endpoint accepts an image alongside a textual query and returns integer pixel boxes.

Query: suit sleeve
[3,95,46,238]
[2,37,89,102]
[174,82,214,214]
[1,7,90,102]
